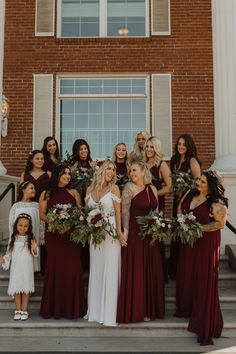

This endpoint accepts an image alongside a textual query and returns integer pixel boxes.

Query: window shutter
[35,0,55,36]
[151,0,170,35]
[33,75,53,149]
[152,74,172,159]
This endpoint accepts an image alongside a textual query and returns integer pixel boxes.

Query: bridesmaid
[20,150,51,202]
[175,170,228,345]
[39,165,86,319]
[117,160,165,323]
[71,138,93,184]
[8,181,40,272]
[169,134,201,280]
[41,136,60,174]
[129,131,150,164]
[145,136,172,282]
[145,136,172,212]
[71,139,93,272]
[112,142,129,193]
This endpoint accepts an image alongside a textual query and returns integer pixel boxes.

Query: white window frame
[56,74,150,156]
[57,0,149,38]
[151,73,172,160]
[35,0,55,37]
[151,0,171,36]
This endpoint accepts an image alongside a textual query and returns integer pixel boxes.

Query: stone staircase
[0,245,236,354]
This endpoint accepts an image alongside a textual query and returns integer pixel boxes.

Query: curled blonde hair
[89,160,117,192]
[145,136,164,167]
[130,160,152,185]
[132,131,151,160]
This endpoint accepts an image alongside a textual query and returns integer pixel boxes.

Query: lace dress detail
[2,235,38,296]
[8,202,41,272]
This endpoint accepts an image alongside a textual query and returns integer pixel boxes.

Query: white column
[0,0,7,175]
[212,0,236,251]
[212,0,236,172]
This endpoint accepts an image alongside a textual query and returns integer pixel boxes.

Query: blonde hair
[132,131,151,160]
[145,136,164,167]
[89,160,117,192]
[112,143,129,163]
[130,160,152,185]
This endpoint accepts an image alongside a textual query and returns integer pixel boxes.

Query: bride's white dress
[85,191,121,326]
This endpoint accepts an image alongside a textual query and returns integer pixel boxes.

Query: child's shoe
[20,311,29,320]
[13,310,21,320]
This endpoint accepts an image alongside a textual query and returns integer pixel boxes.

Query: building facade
[1,0,215,176]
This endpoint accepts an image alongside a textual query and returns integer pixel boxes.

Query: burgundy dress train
[188,201,223,345]
[40,188,86,319]
[117,185,165,323]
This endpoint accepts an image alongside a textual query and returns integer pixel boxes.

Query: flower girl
[0,213,38,320]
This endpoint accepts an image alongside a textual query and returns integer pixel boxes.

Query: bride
[84,160,125,326]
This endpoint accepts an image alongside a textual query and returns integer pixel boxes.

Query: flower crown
[17,213,32,221]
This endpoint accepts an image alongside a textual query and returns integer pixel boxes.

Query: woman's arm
[46,170,52,179]
[19,172,25,184]
[121,182,133,241]
[111,185,124,245]
[39,191,48,223]
[190,157,201,179]
[202,202,228,232]
[157,161,173,196]
[177,190,191,214]
[149,185,159,213]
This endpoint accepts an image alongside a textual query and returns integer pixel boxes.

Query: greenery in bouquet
[136,210,173,246]
[70,167,94,196]
[47,203,79,234]
[174,212,203,247]
[171,171,196,194]
[71,203,117,247]
[70,208,90,247]
[116,174,129,192]
[86,204,117,247]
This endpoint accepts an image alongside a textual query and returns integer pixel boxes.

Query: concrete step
[0,335,236,354]
[0,309,235,338]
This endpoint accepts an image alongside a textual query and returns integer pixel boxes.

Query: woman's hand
[58,225,71,235]
[31,240,38,255]
[0,255,5,264]
[118,230,128,247]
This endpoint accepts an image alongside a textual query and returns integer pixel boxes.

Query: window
[58,77,149,158]
[58,0,148,37]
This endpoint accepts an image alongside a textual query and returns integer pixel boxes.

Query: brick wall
[2,0,214,177]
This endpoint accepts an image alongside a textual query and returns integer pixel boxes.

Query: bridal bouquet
[172,171,196,194]
[174,212,203,247]
[71,204,117,247]
[136,211,173,246]
[47,203,79,234]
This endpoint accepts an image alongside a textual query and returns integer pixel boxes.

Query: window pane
[60,98,146,158]
[61,0,99,37]
[107,0,146,37]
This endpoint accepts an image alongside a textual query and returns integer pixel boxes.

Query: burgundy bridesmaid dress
[175,194,223,345]
[40,187,86,319]
[24,172,50,202]
[117,185,165,323]
[169,163,191,280]
[188,201,223,345]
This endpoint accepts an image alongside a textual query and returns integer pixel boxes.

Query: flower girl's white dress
[85,191,121,326]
